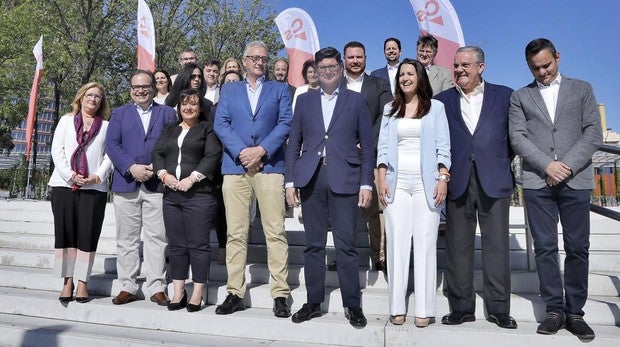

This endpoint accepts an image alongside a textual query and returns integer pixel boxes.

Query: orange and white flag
[25,35,43,161]
[274,8,320,87]
[409,0,465,69]
[137,0,155,71]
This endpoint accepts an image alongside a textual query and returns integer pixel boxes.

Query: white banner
[137,0,155,71]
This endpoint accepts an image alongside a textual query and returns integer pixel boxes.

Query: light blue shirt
[245,76,265,114]
[320,87,339,152]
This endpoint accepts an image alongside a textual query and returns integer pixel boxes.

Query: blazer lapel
[526,81,553,125]
[326,91,347,132]
[145,104,158,136]
[553,77,571,124]
[446,88,470,135]
[428,66,439,84]
[475,83,496,134]
[254,82,273,117]
[130,106,147,138]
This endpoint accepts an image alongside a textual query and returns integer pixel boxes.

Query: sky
[274,0,620,133]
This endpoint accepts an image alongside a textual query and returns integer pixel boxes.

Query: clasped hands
[71,173,100,186]
[129,164,154,182]
[162,174,197,192]
[239,146,266,173]
[545,161,572,186]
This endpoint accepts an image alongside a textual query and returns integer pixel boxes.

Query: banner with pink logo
[25,35,43,161]
[274,8,320,87]
[409,0,465,68]
[137,0,155,71]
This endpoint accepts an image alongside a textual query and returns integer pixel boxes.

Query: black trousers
[163,191,216,283]
[300,162,361,308]
[50,186,107,252]
[444,165,511,315]
[524,184,590,316]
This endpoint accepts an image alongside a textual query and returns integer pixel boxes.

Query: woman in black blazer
[152,88,222,312]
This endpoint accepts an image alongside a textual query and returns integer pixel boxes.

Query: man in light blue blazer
[509,38,602,339]
[106,70,177,306]
[213,41,292,318]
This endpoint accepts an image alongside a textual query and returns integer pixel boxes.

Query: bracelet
[161,172,168,184]
[439,171,450,176]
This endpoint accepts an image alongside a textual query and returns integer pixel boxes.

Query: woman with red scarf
[48,82,113,304]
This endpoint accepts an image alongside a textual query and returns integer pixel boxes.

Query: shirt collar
[245,75,265,87]
[135,102,153,113]
[536,74,562,89]
[456,80,485,98]
[320,87,340,97]
[345,72,364,84]
[387,64,398,71]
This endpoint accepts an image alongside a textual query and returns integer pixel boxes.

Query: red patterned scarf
[70,113,102,191]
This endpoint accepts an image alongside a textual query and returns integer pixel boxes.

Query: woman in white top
[154,69,172,104]
[377,58,451,327]
[49,82,113,304]
[291,59,319,111]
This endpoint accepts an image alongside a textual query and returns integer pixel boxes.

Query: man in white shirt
[203,59,220,103]
[370,37,402,95]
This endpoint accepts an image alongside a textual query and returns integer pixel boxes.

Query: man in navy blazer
[213,41,292,318]
[434,46,517,329]
[286,47,374,327]
[105,70,177,306]
[509,38,602,339]
[370,37,401,95]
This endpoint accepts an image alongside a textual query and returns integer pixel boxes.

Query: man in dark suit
[434,46,517,329]
[105,70,177,306]
[509,38,602,339]
[213,40,292,318]
[285,46,374,327]
[370,37,402,95]
[339,41,392,275]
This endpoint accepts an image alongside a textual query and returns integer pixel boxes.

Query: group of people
[48,35,601,340]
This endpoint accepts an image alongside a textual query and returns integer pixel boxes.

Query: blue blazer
[214,80,292,175]
[370,66,389,83]
[285,89,375,194]
[377,100,451,209]
[434,82,515,200]
[106,102,177,193]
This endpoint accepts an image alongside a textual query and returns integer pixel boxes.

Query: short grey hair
[244,41,269,56]
[456,46,485,63]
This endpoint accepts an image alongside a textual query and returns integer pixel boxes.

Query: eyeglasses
[190,74,203,80]
[417,49,436,55]
[84,93,103,101]
[131,85,151,91]
[317,64,340,73]
[452,62,481,70]
[245,55,269,64]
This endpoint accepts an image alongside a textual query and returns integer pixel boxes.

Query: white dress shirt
[456,81,485,134]
[345,73,364,93]
[537,74,562,123]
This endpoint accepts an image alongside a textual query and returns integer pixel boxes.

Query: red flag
[137,0,155,71]
[274,8,321,87]
[410,0,465,69]
[25,35,43,161]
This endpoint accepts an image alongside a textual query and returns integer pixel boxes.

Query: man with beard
[371,37,402,95]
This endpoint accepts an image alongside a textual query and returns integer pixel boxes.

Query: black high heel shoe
[168,290,187,311]
[59,283,75,303]
[75,282,89,303]
[186,297,203,312]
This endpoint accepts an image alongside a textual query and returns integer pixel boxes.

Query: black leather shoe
[292,303,322,323]
[566,314,595,339]
[273,297,291,318]
[215,293,245,315]
[168,290,187,311]
[487,314,517,329]
[441,312,476,325]
[537,312,565,335]
[345,306,367,328]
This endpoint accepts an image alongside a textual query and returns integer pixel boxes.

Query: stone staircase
[0,200,618,346]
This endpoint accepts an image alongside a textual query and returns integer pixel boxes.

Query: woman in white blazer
[48,82,113,303]
[377,58,451,327]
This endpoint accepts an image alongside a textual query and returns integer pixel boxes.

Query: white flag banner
[409,0,465,68]
[137,0,156,71]
[26,35,43,161]
[274,8,320,87]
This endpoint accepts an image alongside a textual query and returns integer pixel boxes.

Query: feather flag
[409,0,465,68]
[25,35,43,161]
[137,0,156,71]
[274,8,320,87]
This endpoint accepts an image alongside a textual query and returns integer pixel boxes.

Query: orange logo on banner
[416,0,444,26]
[284,18,307,42]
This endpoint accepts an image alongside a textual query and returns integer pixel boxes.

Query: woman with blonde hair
[219,57,242,84]
[49,82,113,303]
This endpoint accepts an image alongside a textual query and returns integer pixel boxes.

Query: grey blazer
[509,75,603,189]
[428,65,453,96]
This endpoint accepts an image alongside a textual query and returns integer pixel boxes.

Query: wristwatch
[439,173,451,183]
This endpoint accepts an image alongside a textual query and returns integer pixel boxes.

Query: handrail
[599,144,620,155]
[591,144,620,220]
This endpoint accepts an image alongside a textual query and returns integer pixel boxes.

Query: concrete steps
[0,200,618,346]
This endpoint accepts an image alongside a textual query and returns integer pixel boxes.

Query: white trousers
[114,185,168,297]
[384,173,439,317]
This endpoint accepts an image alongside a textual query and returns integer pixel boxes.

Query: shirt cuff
[285,182,294,189]
[192,171,205,182]
[360,185,373,191]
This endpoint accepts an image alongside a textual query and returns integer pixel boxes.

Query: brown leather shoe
[112,291,137,305]
[150,291,170,306]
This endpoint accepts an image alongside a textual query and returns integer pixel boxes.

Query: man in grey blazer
[509,38,602,339]
[417,35,453,96]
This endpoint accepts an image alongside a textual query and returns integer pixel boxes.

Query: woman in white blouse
[49,82,113,304]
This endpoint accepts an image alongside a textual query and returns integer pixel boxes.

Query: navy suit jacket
[370,66,389,83]
[434,82,515,200]
[106,102,177,193]
[214,80,292,175]
[285,89,375,194]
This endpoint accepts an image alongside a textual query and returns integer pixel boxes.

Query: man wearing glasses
[214,41,293,318]
[171,48,198,84]
[434,46,517,329]
[105,70,177,306]
[416,35,453,96]
[285,47,374,327]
